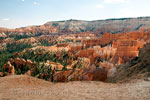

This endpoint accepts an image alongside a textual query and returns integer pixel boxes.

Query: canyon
[0,17,150,100]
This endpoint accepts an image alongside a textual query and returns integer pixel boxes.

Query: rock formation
[108,43,150,83]
[1,17,150,38]
[3,61,15,75]
[53,64,108,82]
[3,58,35,75]
[112,39,145,64]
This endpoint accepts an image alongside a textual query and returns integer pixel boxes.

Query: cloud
[96,4,104,8]
[104,0,129,4]
[21,0,25,2]
[33,2,40,5]
[2,18,9,21]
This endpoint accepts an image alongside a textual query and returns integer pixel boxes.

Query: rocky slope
[108,43,150,83]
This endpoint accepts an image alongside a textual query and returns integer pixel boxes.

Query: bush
[0,42,32,70]
[6,43,32,53]
[40,40,57,46]
[0,50,13,71]
[19,49,70,67]
[14,34,31,41]
[15,65,30,75]
[31,63,52,81]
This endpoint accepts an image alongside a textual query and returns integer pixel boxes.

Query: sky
[0,0,150,29]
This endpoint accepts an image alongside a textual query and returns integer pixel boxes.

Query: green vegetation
[73,59,82,69]
[15,65,30,75]
[106,18,133,21]
[32,63,52,81]
[58,39,73,43]
[0,50,13,72]
[0,43,32,71]
[19,49,70,67]
[6,43,32,53]
[52,23,59,27]
[76,40,81,42]
[14,34,32,41]
[40,40,57,46]
[0,37,5,40]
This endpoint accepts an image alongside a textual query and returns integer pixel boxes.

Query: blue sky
[0,0,150,28]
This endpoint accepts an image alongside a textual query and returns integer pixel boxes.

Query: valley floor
[0,75,150,100]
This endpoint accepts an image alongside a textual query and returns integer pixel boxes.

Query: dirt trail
[0,75,150,100]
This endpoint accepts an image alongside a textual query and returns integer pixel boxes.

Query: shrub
[6,43,32,53]
[0,42,32,69]
[31,63,52,81]
[15,65,30,75]
[14,34,31,41]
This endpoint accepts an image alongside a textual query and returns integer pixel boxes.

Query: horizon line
[1,16,150,29]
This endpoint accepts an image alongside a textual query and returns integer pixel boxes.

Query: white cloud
[104,0,129,4]
[96,4,104,8]
[33,2,40,5]
[21,0,25,2]
[2,18,9,21]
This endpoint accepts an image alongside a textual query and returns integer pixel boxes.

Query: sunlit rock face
[3,58,35,75]
[82,33,122,49]
[112,39,145,64]
[80,30,150,66]
[45,60,64,71]
[3,61,15,75]
[111,30,150,65]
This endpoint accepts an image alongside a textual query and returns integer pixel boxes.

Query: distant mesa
[1,17,150,38]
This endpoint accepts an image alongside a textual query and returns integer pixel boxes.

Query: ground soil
[0,75,150,100]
